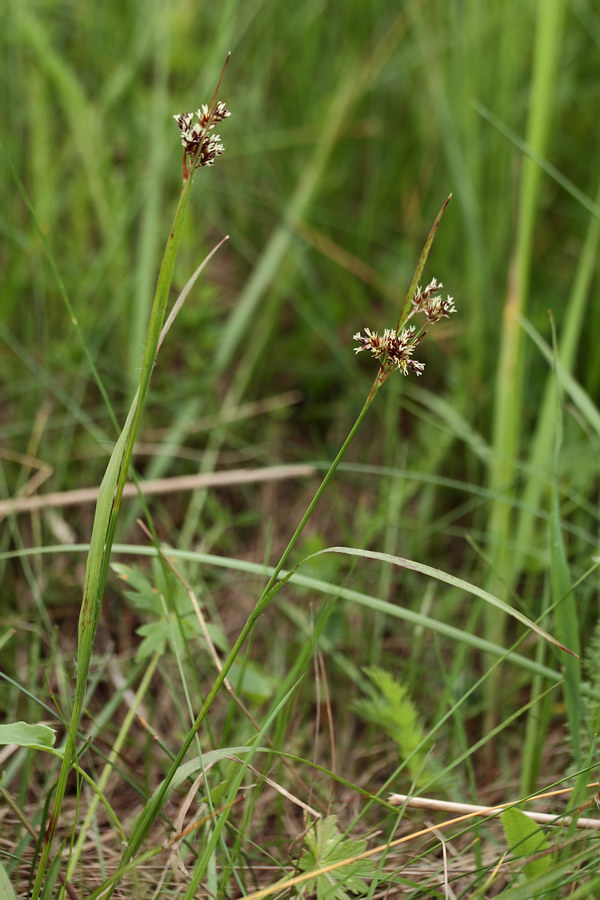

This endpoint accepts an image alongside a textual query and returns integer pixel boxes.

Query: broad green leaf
[0,861,17,900]
[501,807,552,880]
[0,722,56,750]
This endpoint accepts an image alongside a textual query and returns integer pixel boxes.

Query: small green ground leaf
[501,807,552,879]
[0,722,56,749]
[135,622,168,660]
[0,861,17,900]
[299,816,376,899]
[229,659,275,703]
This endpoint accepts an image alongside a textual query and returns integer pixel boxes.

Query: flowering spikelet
[173,100,231,169]
[353,326,425,376]
[412,278,456,324]
[354,272,457,379]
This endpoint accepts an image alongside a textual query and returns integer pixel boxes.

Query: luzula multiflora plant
[34,74,454,895]
[31,80,232,898]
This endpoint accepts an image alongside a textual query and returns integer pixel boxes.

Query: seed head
[173,101,231,169]
[353,325,425,376]
[412,278,457,324]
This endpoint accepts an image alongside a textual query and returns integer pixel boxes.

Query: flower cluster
[412,277,456,324]
[173,101,231,169]
[353,326,425,376]
[354,274,457,378]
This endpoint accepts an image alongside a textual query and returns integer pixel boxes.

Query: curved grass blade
[0,542,578,686]
[31,144,201,898]
[302,546,577,657]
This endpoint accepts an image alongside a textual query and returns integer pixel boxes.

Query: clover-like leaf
[113,561,226,661]
[298,816,376,899]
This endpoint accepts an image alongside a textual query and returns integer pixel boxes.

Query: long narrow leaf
[31,132,200,899]
[302,546,576,656]
[519,314,600,437]
[0,541,580,686]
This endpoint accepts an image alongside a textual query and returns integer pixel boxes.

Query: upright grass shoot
[30,81,232,898]
[485,0,566,707]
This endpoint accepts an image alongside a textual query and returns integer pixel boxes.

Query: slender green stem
[258,390,376,598]
[65,653,161,883]
[117,382,379,873]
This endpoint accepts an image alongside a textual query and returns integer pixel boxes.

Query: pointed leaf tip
[397,193,453,328]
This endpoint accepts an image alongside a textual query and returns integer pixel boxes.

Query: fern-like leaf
[354,666,441,788]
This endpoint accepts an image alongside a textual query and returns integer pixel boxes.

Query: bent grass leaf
[304,547,576,657]
[151,746,253,801]
[0,544,573,685]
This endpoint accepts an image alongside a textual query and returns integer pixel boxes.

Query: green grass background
[1,0,600,896]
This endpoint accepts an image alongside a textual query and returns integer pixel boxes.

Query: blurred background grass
[1,0,600,893]
[1,2,595,440]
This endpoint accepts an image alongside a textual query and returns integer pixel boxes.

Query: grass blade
[31,143,199,899]
[302,546,577,656]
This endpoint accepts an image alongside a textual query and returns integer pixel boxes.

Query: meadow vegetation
[1,0,600,896]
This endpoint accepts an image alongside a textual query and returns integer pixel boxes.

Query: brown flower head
[353,326,425,376]
[173,101,231,169]
[412,278,456,324]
